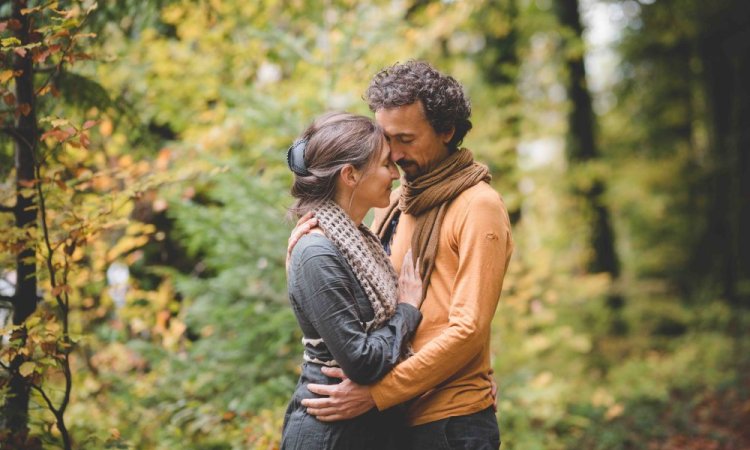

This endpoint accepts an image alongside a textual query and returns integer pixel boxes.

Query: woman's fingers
[401,249,413,275]
[398,249,423,308]
[411,256,422,293]
[400,251,415,286]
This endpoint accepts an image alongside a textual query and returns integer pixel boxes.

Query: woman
[281,112,423,450]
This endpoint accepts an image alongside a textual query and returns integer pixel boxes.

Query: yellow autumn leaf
[99,119,113,136]
[0,70,14,83]
[106,235,149,261]
[605,403,625,420]
[25,316,41,328]
[20,6,43,15]
[1,37,21,47]
[19,361,36,377]
[530,371,553,388]
[50,118,70,128]
[591,388,615,407]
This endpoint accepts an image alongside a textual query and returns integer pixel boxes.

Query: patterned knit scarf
[314,200,399,331]
[373,149,491,298]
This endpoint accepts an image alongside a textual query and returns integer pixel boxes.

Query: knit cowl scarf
[373,149,491,298]
[314,200,399,331]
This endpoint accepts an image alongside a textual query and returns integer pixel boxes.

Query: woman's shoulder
[289,232,355,288]
[290,231,340,263]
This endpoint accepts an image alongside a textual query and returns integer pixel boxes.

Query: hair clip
[287,139,311,176]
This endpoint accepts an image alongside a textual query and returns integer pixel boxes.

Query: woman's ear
[339,164,360,187]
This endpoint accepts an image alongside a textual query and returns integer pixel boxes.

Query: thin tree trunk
[483,0,522,225]
[2,0,39,436]
[736,42,750,307]
[554,0,621,279]
[699,37,735,303]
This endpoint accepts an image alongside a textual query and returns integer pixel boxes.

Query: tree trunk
[696,3,750,307]
[554,0,621,279]
[483,0,519,86]
[482,0,522,225]
[696,4,750,426]
[2,0,39,436]
[737,42,750,308]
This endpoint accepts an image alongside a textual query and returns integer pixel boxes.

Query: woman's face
[353,140,400,210]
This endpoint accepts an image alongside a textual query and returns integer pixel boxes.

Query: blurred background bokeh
[1,0,748,448]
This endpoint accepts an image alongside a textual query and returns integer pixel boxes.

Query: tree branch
[30,383,59,417]
[35,66,57,74]
[35,159,74,450]
[1,126,35,151]
[1,126,17,137]
[33,10,95,110]
[0,205,15,213]
[36,165,62,305]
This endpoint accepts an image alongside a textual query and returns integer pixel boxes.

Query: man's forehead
[375,103,426,133]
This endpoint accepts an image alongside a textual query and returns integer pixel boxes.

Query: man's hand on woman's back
[286,211,318,272]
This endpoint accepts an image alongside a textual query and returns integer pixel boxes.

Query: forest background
[1,0,748,449]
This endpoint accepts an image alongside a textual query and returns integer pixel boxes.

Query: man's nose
[390,145,403,162]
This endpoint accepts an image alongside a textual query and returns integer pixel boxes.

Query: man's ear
[441,126,456,146]
[339,164,360,187]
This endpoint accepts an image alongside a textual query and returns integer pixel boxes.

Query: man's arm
[302,367,375,422]
[303,366,499,421]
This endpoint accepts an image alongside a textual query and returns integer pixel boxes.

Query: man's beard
[397,160,421,181]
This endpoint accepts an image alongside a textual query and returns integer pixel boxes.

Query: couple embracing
[281,61,513,450]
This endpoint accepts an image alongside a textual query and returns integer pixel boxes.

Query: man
[299,61,513,449]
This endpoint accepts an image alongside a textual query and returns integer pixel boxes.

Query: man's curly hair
[365,60,472,150]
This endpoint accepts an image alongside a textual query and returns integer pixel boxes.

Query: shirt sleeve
[369,192,513,410]
[292,240,422,385]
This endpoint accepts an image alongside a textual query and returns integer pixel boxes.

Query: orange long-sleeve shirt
[370,181,513,426]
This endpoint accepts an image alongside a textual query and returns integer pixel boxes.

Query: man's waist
[404,376,495,425]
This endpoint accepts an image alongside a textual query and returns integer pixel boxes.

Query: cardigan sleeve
[290,236,422,385]
[369,191,512,409]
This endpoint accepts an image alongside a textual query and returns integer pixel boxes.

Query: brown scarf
[373,149,491,298]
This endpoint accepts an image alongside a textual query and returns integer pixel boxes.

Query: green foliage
[166,165,299,410]
[1,0,747,448]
